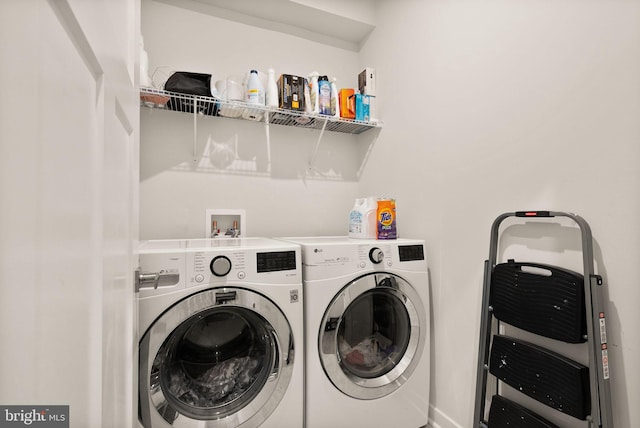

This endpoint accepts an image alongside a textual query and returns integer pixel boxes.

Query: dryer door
[139,287,294,428]
[319,272,426,399]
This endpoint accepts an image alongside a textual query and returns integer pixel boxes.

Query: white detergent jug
[348,197,377,239]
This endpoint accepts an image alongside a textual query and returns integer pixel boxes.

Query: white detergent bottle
[304,80,312,114]
[363,196,378,238]
[139,35,152,87]
[308,71,320,114]
[330,77,339,117]
[348,197,378,239]
[266,67,279,108]
[246,69,265,105]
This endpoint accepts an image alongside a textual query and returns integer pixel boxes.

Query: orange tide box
[339,88,355,119]
[377,199,397,240]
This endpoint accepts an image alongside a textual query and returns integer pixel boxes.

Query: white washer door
[139,287,294,428]
[319,273,426,399]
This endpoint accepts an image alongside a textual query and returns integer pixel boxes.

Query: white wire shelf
[140,87,380,135]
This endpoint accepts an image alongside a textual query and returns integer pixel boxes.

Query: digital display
[256,251,297,273]
[398,245,425,262]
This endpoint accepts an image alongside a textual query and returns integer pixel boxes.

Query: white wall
[140,0,640,427]
[140,0,369,240]
[358,1,640,427]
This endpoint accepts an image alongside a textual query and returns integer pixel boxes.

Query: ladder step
[491,261,586,343]
[489,335,590,420]
[488,395,561,428]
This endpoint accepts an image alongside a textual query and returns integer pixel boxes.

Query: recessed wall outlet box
[206,209,246,238]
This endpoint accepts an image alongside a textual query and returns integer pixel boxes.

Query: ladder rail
[473,212,511,426]
[472,260,493,426]
[473,211,613,428]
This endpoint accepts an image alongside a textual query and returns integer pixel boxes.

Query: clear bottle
[246,69,265,105]
[266,68,279,108]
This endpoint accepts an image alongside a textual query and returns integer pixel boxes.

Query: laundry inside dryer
[337,288,411,379]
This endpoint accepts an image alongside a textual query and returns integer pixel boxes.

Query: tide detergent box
[377,199,397,239]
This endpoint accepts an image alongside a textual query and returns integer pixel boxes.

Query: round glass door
[139,288,294,428]
[319,273,426,399]
[156,307,276,419]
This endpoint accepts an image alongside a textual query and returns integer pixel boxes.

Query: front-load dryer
[137,238,303,428]
[282,237,430,428]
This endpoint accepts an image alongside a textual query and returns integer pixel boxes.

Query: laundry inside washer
[154,307,273,411]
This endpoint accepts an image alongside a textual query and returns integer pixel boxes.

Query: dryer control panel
[398,244,425,262]
[284,237,427,281]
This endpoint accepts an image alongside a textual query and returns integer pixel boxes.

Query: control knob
[210,255,232,277]
[369,247,384,264]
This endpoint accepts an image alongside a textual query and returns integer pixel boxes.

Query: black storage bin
[164,72,218,116]
[165,96,218,116]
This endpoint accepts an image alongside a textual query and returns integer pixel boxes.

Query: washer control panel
[188,248,300,286]
[138,239,302,300]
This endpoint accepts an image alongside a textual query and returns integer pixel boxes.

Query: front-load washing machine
[282,237,430,428]
[137,238,303,428]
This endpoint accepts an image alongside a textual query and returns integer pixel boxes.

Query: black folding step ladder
[473,211,613,428]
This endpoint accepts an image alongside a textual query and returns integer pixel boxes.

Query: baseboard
[428,404,464,428]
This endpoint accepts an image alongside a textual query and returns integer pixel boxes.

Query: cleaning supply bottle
[308,71,319,114]
[330,77,339,117]
[304,79,313,114]
[266,67,279,108]
[349,197,378,239]
[318,76,331,115]
[246,69,265,105]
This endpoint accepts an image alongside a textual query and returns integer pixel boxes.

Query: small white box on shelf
[358,67,376,96]
[358,67,377,122]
